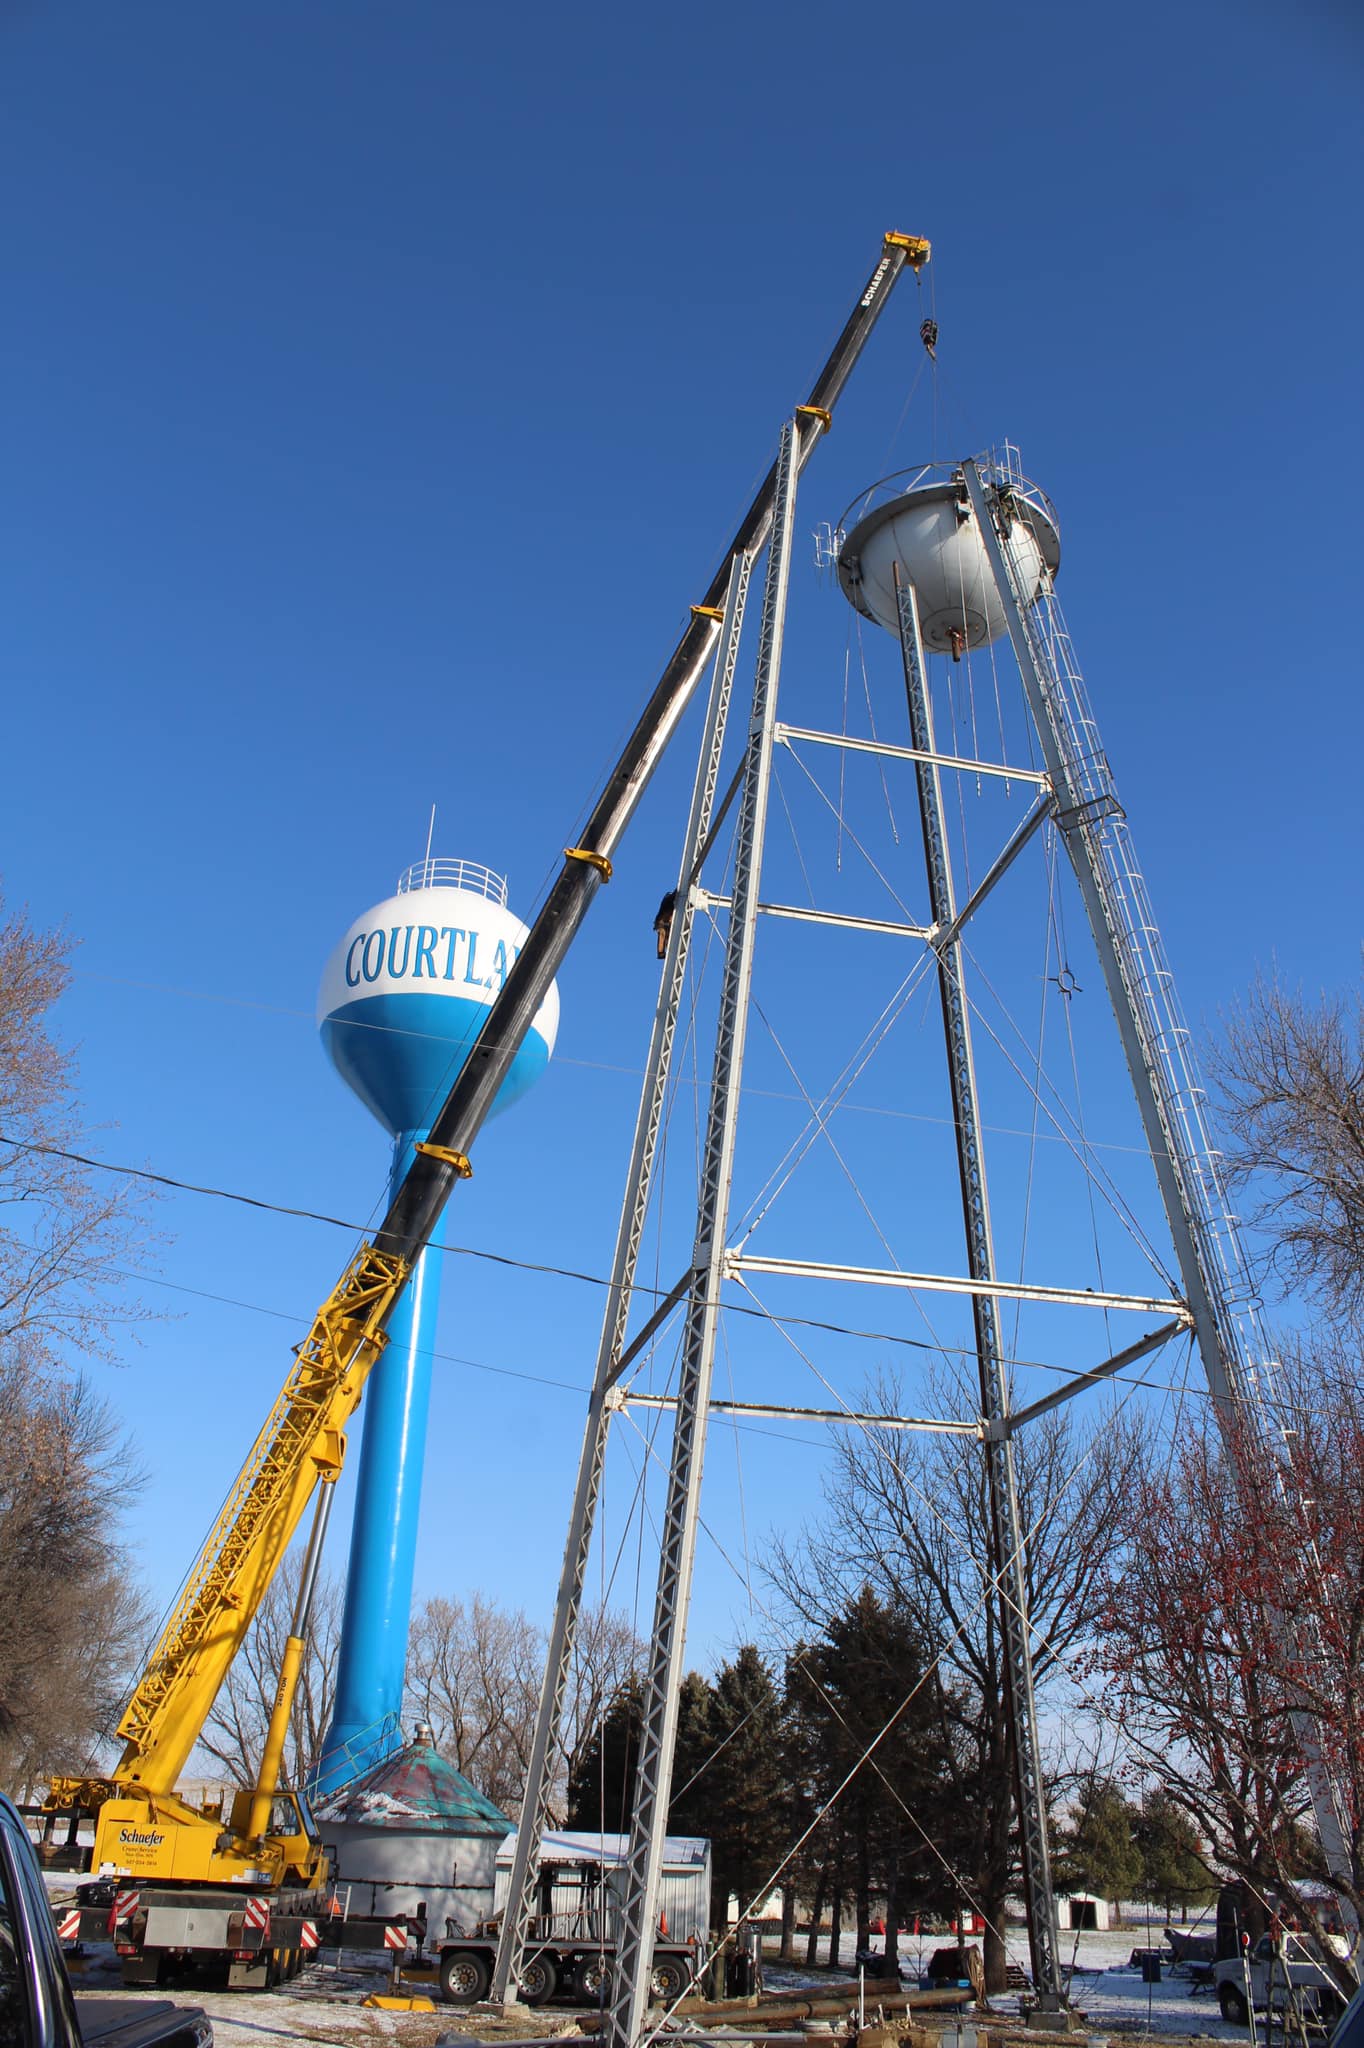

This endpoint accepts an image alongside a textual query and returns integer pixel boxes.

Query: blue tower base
[312,1130,444,1797]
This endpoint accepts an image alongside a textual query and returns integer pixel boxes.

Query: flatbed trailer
[435,1933,696,2007]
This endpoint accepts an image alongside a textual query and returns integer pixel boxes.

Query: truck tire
[649,1956,688,2001]
[1219,1982,1249,2025]
[573,1953,612,2003]
[519,1952,558,2005]
[441,1949,492,2003]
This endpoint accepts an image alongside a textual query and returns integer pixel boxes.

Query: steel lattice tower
[491,433,1355,2048]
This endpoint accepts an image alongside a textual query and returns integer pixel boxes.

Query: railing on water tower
[396,858,509,906]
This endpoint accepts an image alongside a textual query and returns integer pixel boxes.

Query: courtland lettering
[344,924,521,993]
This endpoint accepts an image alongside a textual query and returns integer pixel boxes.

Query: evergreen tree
[566,1669,715,1846]
[1056,1774,1141,1908]
[788,1588,951,1968]
[665,1672,715,1843]
[566,1676,641,1832]
[1133,1787,1216,1921]
[782,1643,835,1963]
[700,1647,788,1927]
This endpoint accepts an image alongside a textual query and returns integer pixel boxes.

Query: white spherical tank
[317,858,559,1137]
[837,477,1060,653]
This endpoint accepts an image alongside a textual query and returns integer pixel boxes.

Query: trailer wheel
[519,1952,558,2005]
[1218,1983,1249,2025]
[573,1953,612,2003]
[441,1949,492,2003]
[649,1957,687,2002]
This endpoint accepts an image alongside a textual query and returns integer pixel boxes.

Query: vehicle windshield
[1333,1984,1364,2048]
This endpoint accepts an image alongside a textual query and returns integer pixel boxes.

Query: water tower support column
[893,564,1063,2005]
[493,548,754,2002]
[608,417,800,2048]
[314,1135,445,1793]
[961,460,1358,1924]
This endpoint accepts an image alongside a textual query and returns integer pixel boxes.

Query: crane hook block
[884,232,932,268]
[564,845,613,881]
[796,404,833,432]
[414,1141,474,1178]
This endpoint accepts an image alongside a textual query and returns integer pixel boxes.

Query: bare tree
[1210,973,1364,1316]
[1087,1327,1363,1948]
[555,1602,643,1822]
[198,1549,343,1790]
[404,1594,642,1820]
[0,891,161,1792]
[0,893,160,1371]
[405,1592,543,1815]
[770,1361,1134,1991]
[1118,964,1364,1958]
[0,1360,152,1793]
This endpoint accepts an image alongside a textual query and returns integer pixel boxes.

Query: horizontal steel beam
[776,722,1052,787]
[694,889,931,938]
[619,1392,979,1434]
[726,1251,1191,1317]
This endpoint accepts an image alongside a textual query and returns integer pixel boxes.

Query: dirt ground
[65,1925,1261,2048]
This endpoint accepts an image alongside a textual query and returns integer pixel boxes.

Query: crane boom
[64,231,928,1882]
[113,1244,406,1792]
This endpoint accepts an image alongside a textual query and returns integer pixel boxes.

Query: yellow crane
[44,229,929,1979]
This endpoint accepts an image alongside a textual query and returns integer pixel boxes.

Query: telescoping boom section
[45,231,931,1906]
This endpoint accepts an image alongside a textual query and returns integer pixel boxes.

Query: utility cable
[2,1157,1310,1420]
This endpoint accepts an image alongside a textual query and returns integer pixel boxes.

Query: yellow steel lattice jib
[114,1242,409,1796]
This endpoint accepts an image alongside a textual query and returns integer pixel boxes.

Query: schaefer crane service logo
[118,1827,165,1848]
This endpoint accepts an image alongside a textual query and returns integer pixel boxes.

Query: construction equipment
[40,228,929,1986]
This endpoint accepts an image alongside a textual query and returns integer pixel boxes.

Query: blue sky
[3,0,1361,1706]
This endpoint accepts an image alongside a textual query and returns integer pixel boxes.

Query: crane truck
[38,230,931,1991]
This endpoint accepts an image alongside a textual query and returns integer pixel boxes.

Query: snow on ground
[1040,1925,1228,2039]
[766,1928,1244,2042]
[62,1926,1251,2048]
[67,1945,565,2048]
[1037,1930,1238,2038]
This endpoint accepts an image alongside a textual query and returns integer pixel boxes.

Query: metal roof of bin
[313,1732,513,1837]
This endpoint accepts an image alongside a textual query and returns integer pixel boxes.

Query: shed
[1058,1892,1111,1931]
[495,1828,713,1943]
[313,1728,513,1937]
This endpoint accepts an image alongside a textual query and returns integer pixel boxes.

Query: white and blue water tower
[313,857,558,1794]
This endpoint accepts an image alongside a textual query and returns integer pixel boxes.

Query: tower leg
[608,419,801,2048]
[492,551,754,2001]
[963,458,1356,1927]
[893,567,1063,2004]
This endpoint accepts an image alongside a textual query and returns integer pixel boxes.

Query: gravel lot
[59,1924,1273,2048]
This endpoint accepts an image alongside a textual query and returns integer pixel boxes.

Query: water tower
[313,856,558,1794]
[496,434,1339,2040]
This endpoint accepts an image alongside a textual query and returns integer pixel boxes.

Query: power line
[0,1131,1242,1408]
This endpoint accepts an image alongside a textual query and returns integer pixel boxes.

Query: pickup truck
[0,1792,211,2048]
[1213,1931,1352,2028]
